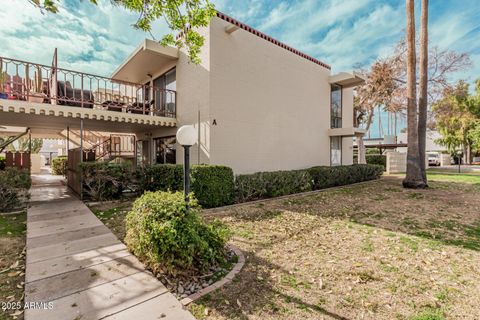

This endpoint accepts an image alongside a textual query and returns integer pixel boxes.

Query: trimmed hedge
[366,154,386,169]
[80,162,235,206]
[235,170,312,202]
[51,156,68,175]
[137,164,183,192]
[0,168,31,211]
[191,165,235,208]
[80,162,382,207]
[125,191,229,275]
[236,164,383,202]
[308,164,383,190]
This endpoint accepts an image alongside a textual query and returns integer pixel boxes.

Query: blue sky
[1,0,479,136]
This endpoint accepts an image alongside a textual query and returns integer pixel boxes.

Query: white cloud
[1,0,478,85]
[0,0,170,77]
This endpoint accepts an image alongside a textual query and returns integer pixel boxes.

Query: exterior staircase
[59,129,135,162]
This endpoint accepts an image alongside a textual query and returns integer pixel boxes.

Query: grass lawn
[0,212,26,320]
[89,173,480,320]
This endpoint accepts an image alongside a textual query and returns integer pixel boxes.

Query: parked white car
[427,152,441,166]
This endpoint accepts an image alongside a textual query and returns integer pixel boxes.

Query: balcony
[0,55,176,119]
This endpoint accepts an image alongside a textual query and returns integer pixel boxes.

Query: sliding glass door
[153,68,176,116]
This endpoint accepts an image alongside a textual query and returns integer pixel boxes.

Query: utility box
[440,154,451,166]
[386,151,407,174]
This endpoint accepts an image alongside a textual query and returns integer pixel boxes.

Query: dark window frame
[153,135,177,164]
[330,84,343,129]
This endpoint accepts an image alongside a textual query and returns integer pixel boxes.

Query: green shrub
[0,168,31,211]
[137,164,235,208]
[0,168,31,189]
[308,164,383,190]
[0,186,21,212]
[80,162,134,201]
[367,148,381,155]
[51,156,68,175]
[366,154,386,169]
[138,164,183,192]
[191,165,235,208]
[235,169,312,202]
[125,191,230,275]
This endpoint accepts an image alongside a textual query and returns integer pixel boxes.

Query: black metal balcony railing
[0,56,176,118]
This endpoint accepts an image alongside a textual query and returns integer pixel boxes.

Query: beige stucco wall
[135,17,358,173]
[174,25,212,166]
[206,17,332,174]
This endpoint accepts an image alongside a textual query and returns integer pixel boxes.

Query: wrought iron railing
[0,56,176,118]
[85,134,135,161]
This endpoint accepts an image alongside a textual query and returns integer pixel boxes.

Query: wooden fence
[5,152,30,170]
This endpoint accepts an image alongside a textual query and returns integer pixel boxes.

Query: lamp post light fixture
[176,125,198,206]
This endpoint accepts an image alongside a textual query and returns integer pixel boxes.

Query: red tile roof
[216,11,331,70]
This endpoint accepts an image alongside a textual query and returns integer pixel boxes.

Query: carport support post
[80,119,84,199]
[66,126,69,154]
[28,129,32,174]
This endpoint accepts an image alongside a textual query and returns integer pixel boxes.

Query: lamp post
[176,125,197,206]
[457,150,462,173]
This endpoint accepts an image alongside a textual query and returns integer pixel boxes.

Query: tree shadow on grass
[190,247,351,320]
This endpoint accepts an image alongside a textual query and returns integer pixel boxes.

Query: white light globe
[176,125,197,146]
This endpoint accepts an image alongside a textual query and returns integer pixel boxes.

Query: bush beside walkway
[0,168,31,212]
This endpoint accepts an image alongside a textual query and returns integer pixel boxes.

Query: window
[330,136,342,166]
[136,140,151,166]
[331,84,342,128]
[153,68,176,116]
[154,136,176,164]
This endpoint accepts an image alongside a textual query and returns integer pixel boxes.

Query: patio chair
[56,80,94,108]
[127,99,154,115]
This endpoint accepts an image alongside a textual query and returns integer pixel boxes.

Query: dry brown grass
[88,174,480,319]
[188,175,480,320]
[0,212,26,320]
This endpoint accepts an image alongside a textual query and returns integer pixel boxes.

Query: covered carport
[0,99,176,195]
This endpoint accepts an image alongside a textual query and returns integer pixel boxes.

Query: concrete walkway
[25,173,195,320]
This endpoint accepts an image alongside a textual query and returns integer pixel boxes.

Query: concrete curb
[180,244,245,306]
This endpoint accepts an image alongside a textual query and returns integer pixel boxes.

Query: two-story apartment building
[111,12,365,174]
[0,11,364,175]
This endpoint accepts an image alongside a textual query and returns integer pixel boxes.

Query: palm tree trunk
[403,0,426,189]
[418,0,429,185]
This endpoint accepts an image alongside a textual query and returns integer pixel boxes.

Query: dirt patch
[189,176,480,319]
[0,212,26,320]
[88,202,132,241]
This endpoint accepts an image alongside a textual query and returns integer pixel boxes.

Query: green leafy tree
[433,80,479,161]
[7,137,43,153]
[468,121,480,153]
[28,0,216,64]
